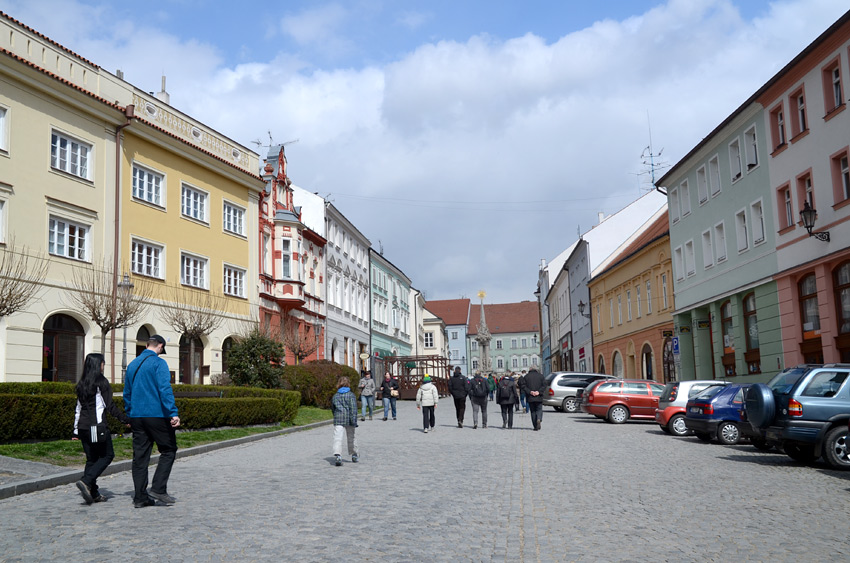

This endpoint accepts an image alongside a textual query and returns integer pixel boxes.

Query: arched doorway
[135,325,151,358]
[663,337,677,383]
[42,314,85,382]
[641,343,654,380]
[222,337,234,375]
[597,355,606,374]
[612,351,624,378]
[179,335,204,385]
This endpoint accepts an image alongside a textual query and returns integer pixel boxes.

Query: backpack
[471,377,489,398]
[498,378,514,400]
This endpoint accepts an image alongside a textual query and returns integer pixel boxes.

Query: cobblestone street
[1,400,849,562]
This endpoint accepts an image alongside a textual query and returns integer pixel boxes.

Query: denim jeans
[528,402,544,428]
[361,395,375,418]
[382,396,397,418]
[520,392,528,412]
[422,405,435,429]
[471,400,488,426]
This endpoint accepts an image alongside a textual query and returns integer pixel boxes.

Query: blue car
[684,384,752,445]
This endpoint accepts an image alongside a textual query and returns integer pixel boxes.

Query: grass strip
[0,406,331,468]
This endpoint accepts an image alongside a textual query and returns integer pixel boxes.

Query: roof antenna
[637,111,669,194]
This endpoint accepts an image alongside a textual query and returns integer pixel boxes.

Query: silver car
[543,372,614,413]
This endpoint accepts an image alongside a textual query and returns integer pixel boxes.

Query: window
[522,357,529,367]
[750,200,765,245]
[800,371,848,398]
[646,281,652,313]
[0,106,7,152]
[669,187,680,223]
[181,184,208,222]
[496,339,503,350]
[684,240,695,277]
[50,131,90,179]
[744,126,758,169]
[777,185,793,230]
[280,238,290,278]
[679,181,691,216]
[662,274,669,309]
[636,285,642,317]
[472,359,479,369]
[832,151,850,203]
[48,216,88,261]
[697,166,708,204]
[713,222,727,262]
[596,304,601,329]
[770,105,786,150]
[617,294,622,325]
[223,265,245,297]
[790,88,808,137]
[223,201,246,236]
[735,210,749,252]
[709,156,721,197]
[721,301,735,377]
[609,298,614,328]
[451,331,458,340]
[729,139,742,181]
[521,338,527,347]
[626,290,632,321]
[497,358,504,369]
[132,164,163,206]
[131,239,163,278]
[796,172,814,213]
[424,332,434,348]
[702,230,713,269]
[822,58,843,114]
[835,262,850,334]
[181,253,208,288]
[674,246,684,281]
[511,357,518,368]
[471,341,478,351]
[511,338,517,349]
[744,293,760,352]
[799,274,821,338]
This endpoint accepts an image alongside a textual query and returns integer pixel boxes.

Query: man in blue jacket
[124,335,180,508]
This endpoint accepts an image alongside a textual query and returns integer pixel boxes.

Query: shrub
[174,397,281,429]
[226,330,285,389]
[282,360,359,409]
[0,382,77,395]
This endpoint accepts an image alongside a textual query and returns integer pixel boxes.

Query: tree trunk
[100,328,108,356]
[189,337,196,385]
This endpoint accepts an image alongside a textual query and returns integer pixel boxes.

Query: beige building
[589,213,677,382]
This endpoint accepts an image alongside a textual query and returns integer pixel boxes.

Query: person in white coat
[415,374,439,433]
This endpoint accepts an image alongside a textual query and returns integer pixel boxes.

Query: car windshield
[693,385,725,400]
[767,367,811,394]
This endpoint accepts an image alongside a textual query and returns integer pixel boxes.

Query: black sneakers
[148,490,176,505]
[133,497,156,508]
[334,454,342,466]
[76,480,93,505]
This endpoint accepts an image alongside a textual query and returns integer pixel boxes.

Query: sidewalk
[0,419,332,500]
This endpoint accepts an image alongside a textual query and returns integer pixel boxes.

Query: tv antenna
[635,112,669,192]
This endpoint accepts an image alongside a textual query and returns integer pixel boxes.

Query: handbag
[88,422,109,443]
[390,388,399,398]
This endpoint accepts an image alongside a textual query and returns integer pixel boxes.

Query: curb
[0,419,332,501]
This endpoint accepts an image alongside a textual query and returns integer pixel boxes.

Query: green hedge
[0,382,77,395]
[282,361,360,409]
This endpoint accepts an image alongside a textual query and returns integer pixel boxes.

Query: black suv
[745,364,850,469]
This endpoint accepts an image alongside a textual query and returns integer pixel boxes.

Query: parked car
[684,384,751,444]
[583,379,666,424]
[745,363,850,469]
[655,380,729,436]
[543,372,614,413]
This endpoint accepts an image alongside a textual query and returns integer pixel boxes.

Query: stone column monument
[474,290,492,372]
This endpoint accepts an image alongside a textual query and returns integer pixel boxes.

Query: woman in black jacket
[72,353,130,504]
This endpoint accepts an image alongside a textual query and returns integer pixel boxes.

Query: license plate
[689,407,700,413]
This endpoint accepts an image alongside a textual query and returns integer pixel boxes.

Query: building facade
[369,250,412,361]
[468,301,540,374]
[422,298,471,375]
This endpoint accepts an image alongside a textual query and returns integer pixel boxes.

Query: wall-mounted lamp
[800,201,830,242]
[577,300,592,319]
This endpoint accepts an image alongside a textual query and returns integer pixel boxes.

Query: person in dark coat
[72,353,130,504]
[497,373,519,429]
[448,366,470,428]
[379,371,399,421]
[520,368,547,431]
[468,371,490,429]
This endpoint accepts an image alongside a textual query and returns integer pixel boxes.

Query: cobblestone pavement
[2,400,849,562]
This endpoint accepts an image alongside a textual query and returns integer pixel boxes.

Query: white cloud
[279,3,352,56]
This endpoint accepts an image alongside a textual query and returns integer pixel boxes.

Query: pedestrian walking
[123,335,180,508]
[416,374,439,433]
[331,376,359,466]
[358,370,375,421]
[497,373,519,429]
[448,366,470,428]
[72,353,130,504]
[468,371,490,429]
[518,370,528,413]
[520,368,547,431]
[487,373,496,401]
[380,371,399,420]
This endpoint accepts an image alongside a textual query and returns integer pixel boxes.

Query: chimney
[116,69,124,80]
[598,212,605,224]
[154,75,170,104]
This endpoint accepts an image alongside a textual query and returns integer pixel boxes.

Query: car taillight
[788,399,803,417]
[670,388,678,401]
[587,393,594,403]
[702,404,714,415]
[548,388,554,396]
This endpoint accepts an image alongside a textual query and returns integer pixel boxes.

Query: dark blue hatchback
[684,384,752,445]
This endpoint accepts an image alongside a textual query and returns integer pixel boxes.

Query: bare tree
[0,238,50,318]
[281,313,319,365]
[159,284,226,383]
[64,260,154,354]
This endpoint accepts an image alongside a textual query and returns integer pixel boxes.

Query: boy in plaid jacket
[331,376,359,466]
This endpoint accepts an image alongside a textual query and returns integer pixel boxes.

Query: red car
[583,379,666,424]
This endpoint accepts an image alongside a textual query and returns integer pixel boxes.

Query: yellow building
[589,212,677,382]
[0,12,263,383]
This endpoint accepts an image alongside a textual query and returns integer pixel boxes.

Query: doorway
[42,314,85,382]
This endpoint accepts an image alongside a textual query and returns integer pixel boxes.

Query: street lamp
[577,300,592,319]
[799,201,830,242]
[117,273,134,379]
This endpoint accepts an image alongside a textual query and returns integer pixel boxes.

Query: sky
[2,0,848,304]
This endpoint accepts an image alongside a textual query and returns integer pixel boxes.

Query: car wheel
[821,426,850,470]
[563,397,578,413]
[659,425,671,435]
[716,422,741,445]
[744,384,775,429]
[608,405,629,424]
[750,439,773,451]
[784,443,817,463]
[668,414,689,437]
[695,432,712,442]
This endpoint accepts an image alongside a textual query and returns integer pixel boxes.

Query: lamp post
[799,201,830,242]
[117,273,134,379]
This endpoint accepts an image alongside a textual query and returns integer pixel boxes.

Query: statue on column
[474,290,492,372]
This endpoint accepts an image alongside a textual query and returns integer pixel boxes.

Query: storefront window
[743,293,761,374]
[836,262,850,334]
[799,274,821,339]
[721,300,736,376]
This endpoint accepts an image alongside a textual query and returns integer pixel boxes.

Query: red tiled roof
[1,11,100,69]
[596,213,669,277]
[424,299,470,325]
[468,301,539,335]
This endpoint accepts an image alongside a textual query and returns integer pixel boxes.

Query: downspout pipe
[109,104,135,383]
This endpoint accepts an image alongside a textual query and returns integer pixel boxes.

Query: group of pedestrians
[447,367,547,431]
[71,335,180,508]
